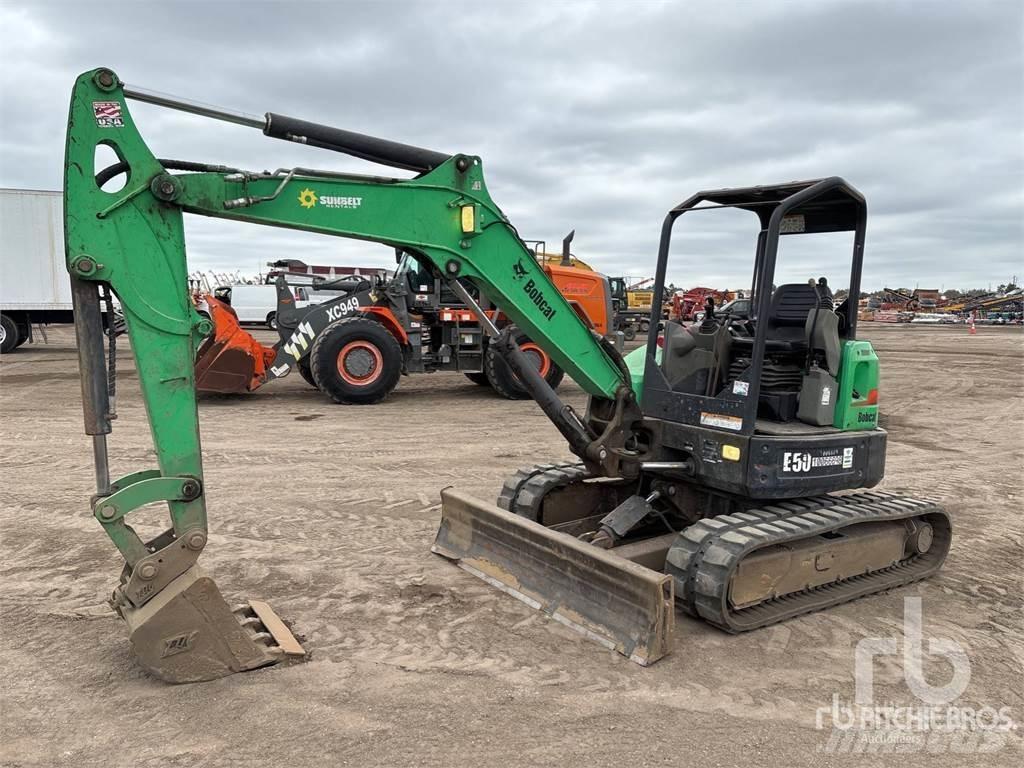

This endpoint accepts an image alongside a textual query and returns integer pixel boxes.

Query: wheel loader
[64,68,949,682]
[194,234,615,403]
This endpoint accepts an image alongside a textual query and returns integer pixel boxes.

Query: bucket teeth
[243,600,307,657]
[119,565,304,683]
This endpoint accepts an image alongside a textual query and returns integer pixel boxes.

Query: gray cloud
[1,0,1020,291]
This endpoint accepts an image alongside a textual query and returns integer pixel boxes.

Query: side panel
[626,290,654,311]
[545,264,612,336]
[653,417,887,498]
[834,340,881,430]
[746,430,886,497]
[0,189,71,309]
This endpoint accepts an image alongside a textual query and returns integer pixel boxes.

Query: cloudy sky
[1,0,1020,291]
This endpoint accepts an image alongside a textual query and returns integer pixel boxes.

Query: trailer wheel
[623,324,637,341]
[0,314,19,354]
[266,312,278,330]
[296,356,318,389]
[485,329,564,400]
[310,317,402,404]
[464,372,490,386]
[14,322,30,347]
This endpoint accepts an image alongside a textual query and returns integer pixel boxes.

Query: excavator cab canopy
[641,178,869,442]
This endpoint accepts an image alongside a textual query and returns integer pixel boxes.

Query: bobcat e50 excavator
[66,68,949,682]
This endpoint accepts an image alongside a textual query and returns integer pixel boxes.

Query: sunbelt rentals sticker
[298,188,362,210]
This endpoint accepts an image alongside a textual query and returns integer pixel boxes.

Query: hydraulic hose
[95,159,243,188]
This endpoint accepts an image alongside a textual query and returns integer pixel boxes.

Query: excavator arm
[65,68,639,681]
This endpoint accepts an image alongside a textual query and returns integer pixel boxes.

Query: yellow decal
[298,188,318,209]
[722,445,741,461]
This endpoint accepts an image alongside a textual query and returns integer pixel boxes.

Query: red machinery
[670,287,731,322]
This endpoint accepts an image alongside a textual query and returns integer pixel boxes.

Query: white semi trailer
[0,188,72,353]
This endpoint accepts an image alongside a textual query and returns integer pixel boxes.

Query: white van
[213,284,310,329]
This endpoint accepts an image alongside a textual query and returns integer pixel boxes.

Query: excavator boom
[65,68,637,681]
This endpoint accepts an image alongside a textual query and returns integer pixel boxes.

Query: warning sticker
[732,380,749,396]
[700,412,743,431]
[93,101,124,128]
[780,214,806,234]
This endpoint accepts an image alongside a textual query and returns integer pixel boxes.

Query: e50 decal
[782,447,855,473]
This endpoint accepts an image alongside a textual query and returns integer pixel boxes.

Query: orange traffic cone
[968,314,977,335]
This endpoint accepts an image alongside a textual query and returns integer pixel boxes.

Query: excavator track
[665,491,951,632]
[496,462,590,519]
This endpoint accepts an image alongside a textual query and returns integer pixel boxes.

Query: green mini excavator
[65,68,950,682]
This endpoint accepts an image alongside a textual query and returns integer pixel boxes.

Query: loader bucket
[433,488,674,665]
[119,565,305,684]
[194,296,275,394]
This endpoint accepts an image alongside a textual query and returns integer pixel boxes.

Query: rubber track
[496,462,590,521]
[665,491,952,632]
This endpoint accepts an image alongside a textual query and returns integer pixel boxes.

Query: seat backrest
[765,283,819,341]
[806,307,842,373]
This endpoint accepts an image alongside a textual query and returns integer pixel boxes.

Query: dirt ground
[1,324,1021,767]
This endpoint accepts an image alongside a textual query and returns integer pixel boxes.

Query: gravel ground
[1,323,1021,767]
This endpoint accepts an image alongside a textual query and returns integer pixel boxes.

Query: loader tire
[310,317,402,404]
[464,372,490,386]
[296,356,318,389]
[484,329,564,400]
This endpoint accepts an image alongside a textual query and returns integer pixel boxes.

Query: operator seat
[729,280,843,422]
[763,283,820,350]
[731,283,818,355]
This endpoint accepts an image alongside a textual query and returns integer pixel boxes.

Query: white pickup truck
[211,284,313,329]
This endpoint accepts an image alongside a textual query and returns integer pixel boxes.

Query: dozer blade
[433,488,674,665]
[119,565,305,684]
[194,296,275,394]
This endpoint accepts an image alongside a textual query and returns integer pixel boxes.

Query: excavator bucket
[433,488,674,665]
[194,296,275,394]
[118,565,305,684]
